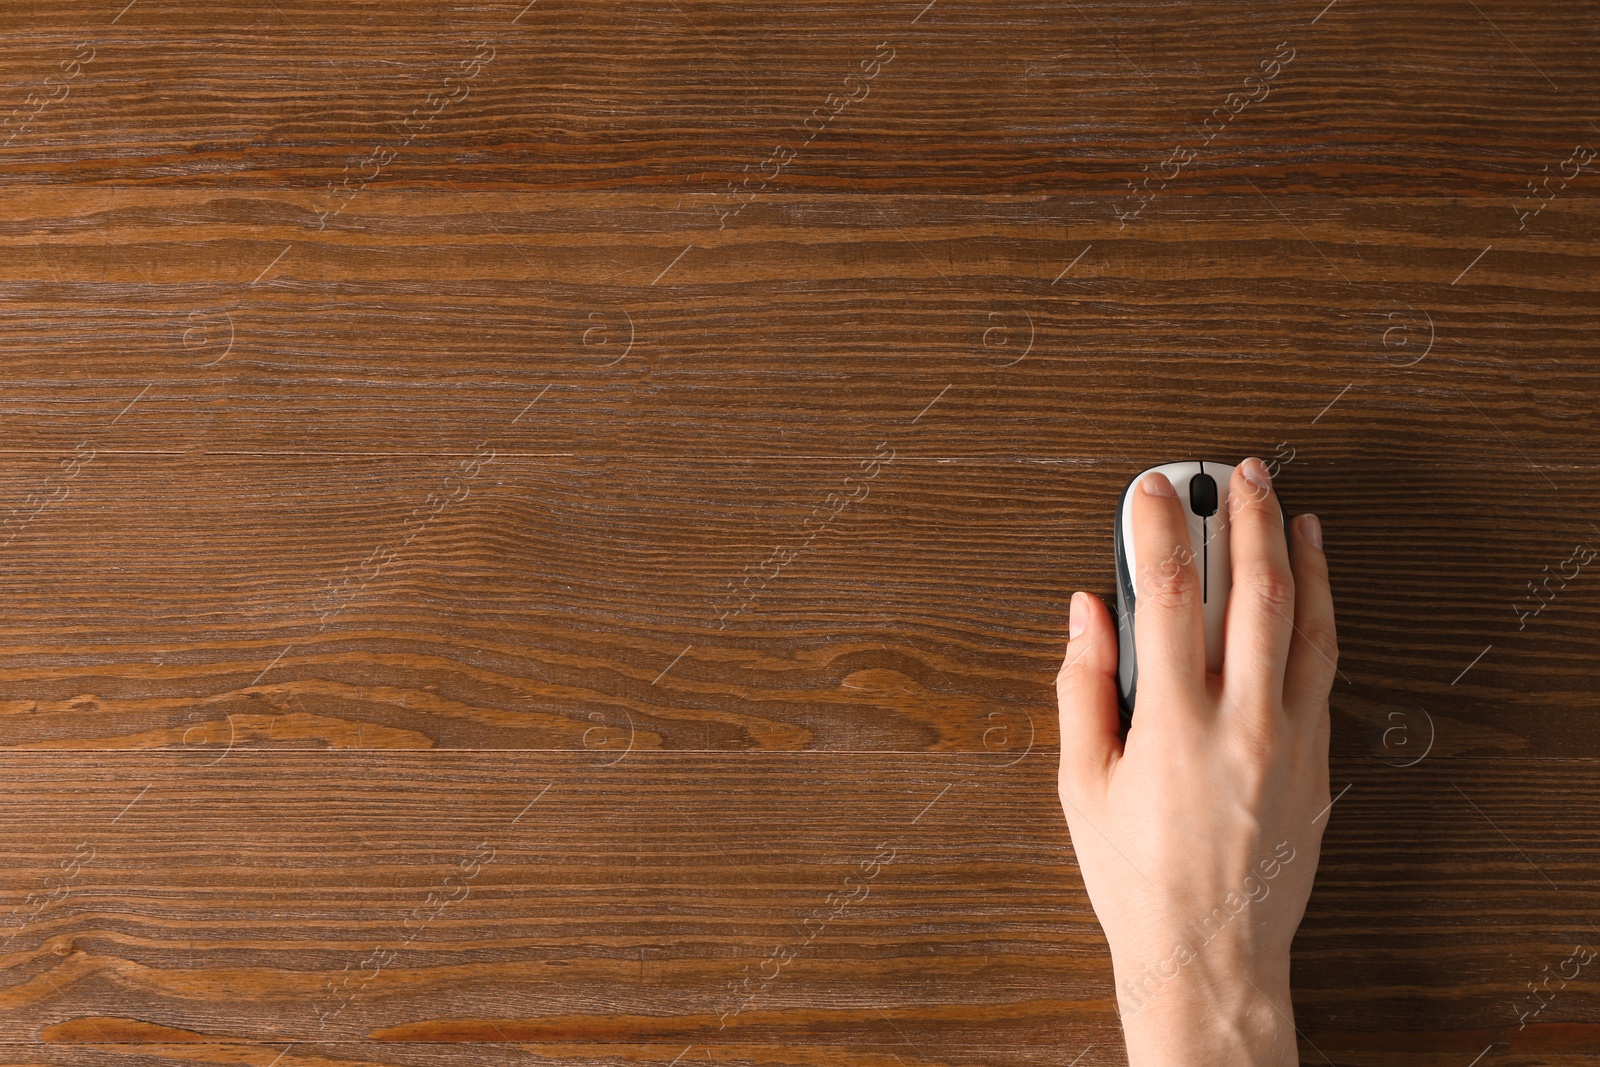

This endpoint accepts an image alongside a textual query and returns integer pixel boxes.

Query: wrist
[1110,947,1296,1067]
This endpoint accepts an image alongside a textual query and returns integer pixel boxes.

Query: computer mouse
[1112,461,1288,720]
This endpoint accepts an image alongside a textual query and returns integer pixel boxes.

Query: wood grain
[0,756,1594,1064]
[0,0,1596,1062]
[0,0,1594,198]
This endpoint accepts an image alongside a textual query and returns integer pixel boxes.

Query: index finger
[1130,471,1207,704]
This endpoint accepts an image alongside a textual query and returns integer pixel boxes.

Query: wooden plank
[0,446,1592,755]
[0,189,1588,456]
[0,1,1591,198]
[0,754,1592,1062]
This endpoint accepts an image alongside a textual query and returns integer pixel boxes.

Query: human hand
[1055,457,1337,1067]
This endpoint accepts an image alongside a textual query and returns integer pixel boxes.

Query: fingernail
[1069,591,1087,640]
[1139,473,1175,498]
[1301,513,1322,550]
[1241,456,1272,493]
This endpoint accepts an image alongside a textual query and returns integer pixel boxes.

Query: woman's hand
[1055,457,1337,1067]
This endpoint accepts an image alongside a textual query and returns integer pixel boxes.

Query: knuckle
[1241,562,1295,612]
[1055,644,1094,693]
[1298,621,1340,668]
[1139,556,1200,610]
[1226,480,1275,518]
[1231,710,1286,765]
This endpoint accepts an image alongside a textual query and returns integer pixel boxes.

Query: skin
[1056,456,1337,1066]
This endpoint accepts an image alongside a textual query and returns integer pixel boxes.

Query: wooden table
[0,0,1595,1063]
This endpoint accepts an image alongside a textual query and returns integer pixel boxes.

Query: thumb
[1056,591,1123,799]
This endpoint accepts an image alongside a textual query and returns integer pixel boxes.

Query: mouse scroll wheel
[1189,472,1218,517]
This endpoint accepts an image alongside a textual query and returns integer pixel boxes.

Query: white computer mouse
[1112,461,1286,719]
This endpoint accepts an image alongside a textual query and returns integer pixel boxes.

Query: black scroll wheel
[1189,472,1218,517]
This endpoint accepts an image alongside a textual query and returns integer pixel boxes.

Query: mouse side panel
[1112,473,1138,719]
